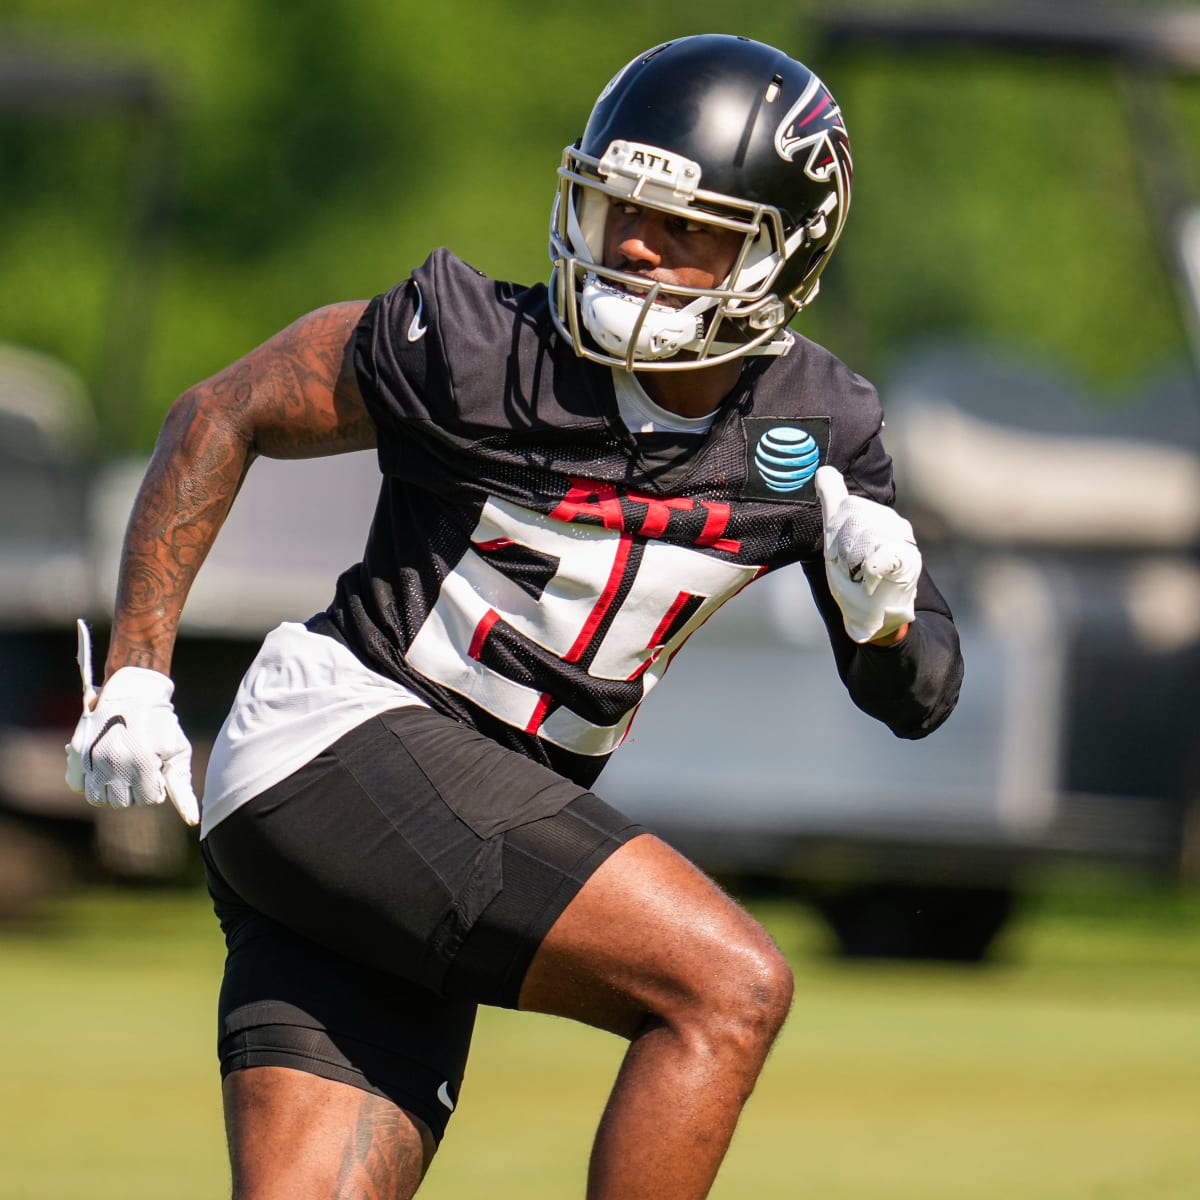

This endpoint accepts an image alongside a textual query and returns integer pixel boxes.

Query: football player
[68,34,962,1200]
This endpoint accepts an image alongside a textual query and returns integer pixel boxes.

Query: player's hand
[814,466,921,644]
[64,619,200,826]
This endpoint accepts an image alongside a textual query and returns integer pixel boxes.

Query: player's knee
[728,938,794,1041]
[686,936,793,1062]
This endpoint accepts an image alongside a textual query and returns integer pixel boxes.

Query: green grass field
[3,876,1199,1199]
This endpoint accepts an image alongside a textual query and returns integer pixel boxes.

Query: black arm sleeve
[802,558,963,739]
[801,426,964,739]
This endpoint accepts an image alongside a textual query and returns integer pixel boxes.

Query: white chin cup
[580,277,707,362]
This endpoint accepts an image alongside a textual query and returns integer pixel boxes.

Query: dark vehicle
[0,43,178,909]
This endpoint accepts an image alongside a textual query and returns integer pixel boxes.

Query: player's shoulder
[414,247,547,332]
[414,245,506,297]
[360,248,606,434]
[771,331,878,404]
[749,331,882,429]
[362,248,546,352]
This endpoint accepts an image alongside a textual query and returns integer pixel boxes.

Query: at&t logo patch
[741,417,830,502]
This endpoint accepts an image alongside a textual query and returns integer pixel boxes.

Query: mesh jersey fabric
[320,248,958,789]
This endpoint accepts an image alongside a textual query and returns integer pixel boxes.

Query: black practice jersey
[315,249,963,787]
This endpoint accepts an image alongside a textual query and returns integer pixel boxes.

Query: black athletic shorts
[201,705,645,1142]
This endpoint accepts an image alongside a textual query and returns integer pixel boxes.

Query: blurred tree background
[4,10,1200,1193]
[2,0,1199,452]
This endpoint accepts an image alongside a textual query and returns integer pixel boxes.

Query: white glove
[814,466,921,644]
[64,619,200,826]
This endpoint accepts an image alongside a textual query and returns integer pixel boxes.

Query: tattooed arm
[105,301,372,681]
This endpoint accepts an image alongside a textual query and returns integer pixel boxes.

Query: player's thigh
[203,706,593,998]
[441,789,647,1007]
[224,1067,433,1200]
[516,832,794,1039]
[204,841,477,1150]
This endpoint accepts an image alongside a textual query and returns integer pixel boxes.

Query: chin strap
[725,329,795,358]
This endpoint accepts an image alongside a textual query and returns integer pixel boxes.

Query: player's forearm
[105,388,255,680]
[843,609,963,739]
[102,302,374,680]
[803,556,963,738]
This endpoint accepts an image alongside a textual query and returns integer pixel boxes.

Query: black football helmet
[550,34,853,371]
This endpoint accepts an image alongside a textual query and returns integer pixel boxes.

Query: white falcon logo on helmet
[773,75,853,187]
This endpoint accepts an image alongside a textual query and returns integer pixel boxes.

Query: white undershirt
[200,622,424,837]
[611,369,717,435]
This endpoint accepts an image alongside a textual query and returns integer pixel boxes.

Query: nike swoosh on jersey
[436,1080,456,1112]
[407,282,428,342]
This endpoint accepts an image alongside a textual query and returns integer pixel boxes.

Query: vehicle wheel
[0,813,76,921]
[93,802,192,881]
[812,882,1015,963]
